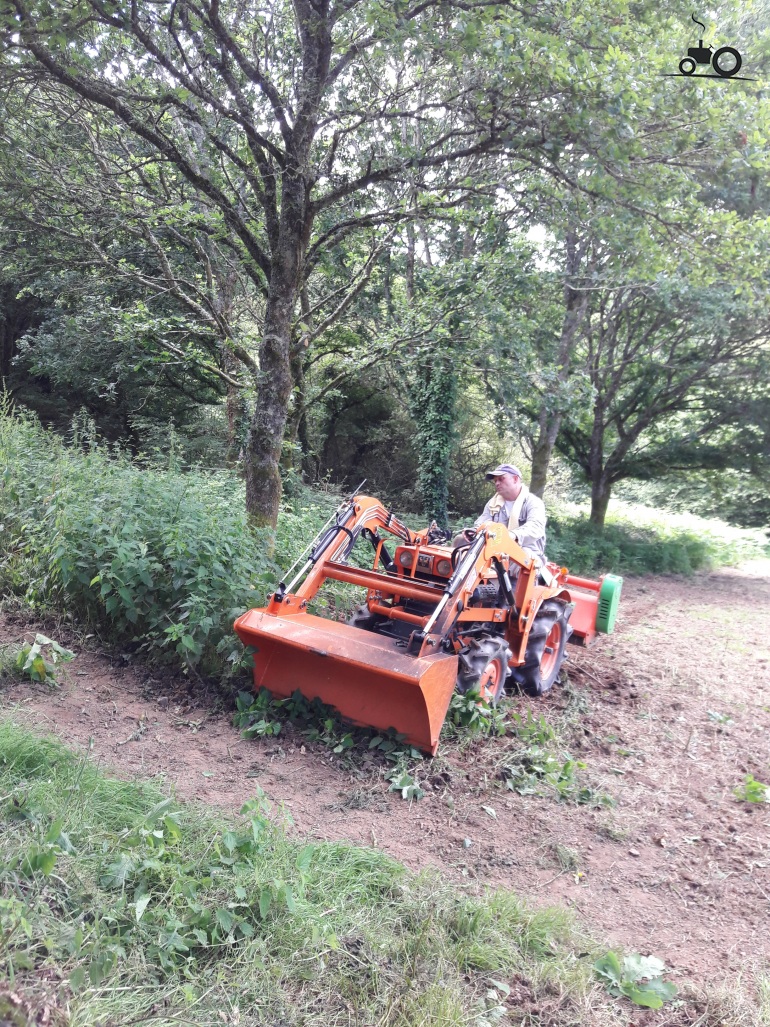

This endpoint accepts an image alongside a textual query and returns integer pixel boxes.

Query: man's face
[493,472,522,501]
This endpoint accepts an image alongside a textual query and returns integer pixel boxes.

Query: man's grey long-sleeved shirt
[474,492,547,564]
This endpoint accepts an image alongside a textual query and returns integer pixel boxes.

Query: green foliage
[547,503,766,577]
[233,689,283,738]
[233,688,429,773]
[385,768,425,801]
[594,951,678,1009]
[733,774,769,804]
[624,465,770,534]
[12,633,74,685]
[445,690,507,738]
[0,409,272,675]
[4,0,770,537]
[0,722,599,1025]
[309,371,421,512]
[234,690,431,801]
[501,712,613,807]
[552,277,770,526]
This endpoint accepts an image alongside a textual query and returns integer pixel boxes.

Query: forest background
[1,0,770,535]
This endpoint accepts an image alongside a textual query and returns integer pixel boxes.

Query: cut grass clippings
[0,721,626,1027]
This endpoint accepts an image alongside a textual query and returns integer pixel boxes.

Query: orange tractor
[235,494,621,755]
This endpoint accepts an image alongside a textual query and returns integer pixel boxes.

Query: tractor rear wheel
[456,634,512,705]
[512,599,572,697]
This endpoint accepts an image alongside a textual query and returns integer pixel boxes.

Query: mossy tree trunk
[589,478,612,526]
[414,353,458,527]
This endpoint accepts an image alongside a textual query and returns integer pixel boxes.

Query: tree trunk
[529,230,590,498]
[244,291,295,527]
[244,175,305,526]
[530,413,562,498]
[589,478,612,526]
[223,350,249,465]
[285,335,312,471]
[0,284,38,385]
[383,247,393,318]
[405,220,416,306]
[286,286,313,474]
[414,352,457,526]
[0,318,12,383]
[586,389,610,525]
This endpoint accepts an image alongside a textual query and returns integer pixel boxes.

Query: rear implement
[234,494,620,754]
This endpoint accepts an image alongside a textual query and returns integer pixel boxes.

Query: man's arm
[511,495,547,550]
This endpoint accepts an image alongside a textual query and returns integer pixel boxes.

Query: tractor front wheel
[456,635,512,705]
[512,599,572,697]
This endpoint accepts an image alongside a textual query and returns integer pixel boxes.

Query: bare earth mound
[2,561,769,999]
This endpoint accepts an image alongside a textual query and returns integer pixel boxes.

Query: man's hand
[451,527,477,549]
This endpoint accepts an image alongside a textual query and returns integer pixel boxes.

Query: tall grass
[1,408,345,676]
[0,722,612,1027]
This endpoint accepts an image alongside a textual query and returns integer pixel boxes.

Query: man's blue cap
[485,464,522,480]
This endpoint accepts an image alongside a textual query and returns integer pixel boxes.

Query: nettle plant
[12,634,75,685]
[734,774,769,804]
[594,952,678,1009]
[233,688,428,799]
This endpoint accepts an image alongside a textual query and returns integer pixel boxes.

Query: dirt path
[2,562,769,996]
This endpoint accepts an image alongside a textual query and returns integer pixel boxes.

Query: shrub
[0,407,273,674]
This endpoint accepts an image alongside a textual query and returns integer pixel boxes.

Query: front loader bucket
[234,610,458,755]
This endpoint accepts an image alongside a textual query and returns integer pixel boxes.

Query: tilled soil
[2,561,769,998]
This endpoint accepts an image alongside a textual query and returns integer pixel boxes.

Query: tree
[556,281,770,524]
[4,0,722,525]
[0,80,261,449]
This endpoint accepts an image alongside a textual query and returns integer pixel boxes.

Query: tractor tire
[456,634,512,706]
[511,599,572,697]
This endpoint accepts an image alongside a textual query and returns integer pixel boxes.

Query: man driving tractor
[456,464,547,566]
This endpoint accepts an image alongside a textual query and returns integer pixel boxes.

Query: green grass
[547,499,767,576]
[0,721,618,1027]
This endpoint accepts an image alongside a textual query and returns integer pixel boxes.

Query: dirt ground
[2,561,769,1000]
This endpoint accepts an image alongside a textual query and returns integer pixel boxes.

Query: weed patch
[733,774,769,804]
[10,634,75,685]
[0,722,611,1026]
[498,711,614,807]
[594,951,677,1010]
[444,689,508,740]
[0,409,278,678]
[233,688,430,797]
